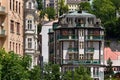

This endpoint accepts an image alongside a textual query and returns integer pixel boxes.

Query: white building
[41,20,58,62]
[24,0,40,68]
[48,11,104,80]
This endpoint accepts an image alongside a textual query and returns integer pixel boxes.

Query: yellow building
[0,0,23,55]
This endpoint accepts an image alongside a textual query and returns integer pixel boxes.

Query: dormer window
[29,2,32,9]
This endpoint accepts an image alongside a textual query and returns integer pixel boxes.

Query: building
[67,0,90,11]
[48,11,104,80]
[41,20,58,62]
[24,0,40,68]
[104,47,120,74]
[0,0,23,55]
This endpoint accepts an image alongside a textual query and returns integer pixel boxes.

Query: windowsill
[17,33,20,35]
[10,31,14,33]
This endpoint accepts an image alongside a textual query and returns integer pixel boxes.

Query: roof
[64,11,96,17]
[104,47,120,60]
[43,20,58,26]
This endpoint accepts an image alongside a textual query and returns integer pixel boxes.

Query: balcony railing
[86,35,104,41]
[57,35,78,40]
[63,59,100,65]
[68,48,78,53]
[0,6,6,15]
[53,23,59,29]
[0,29,6,37]
[86,48,94,53]
[49,38,54,43]
[76,23,85,27]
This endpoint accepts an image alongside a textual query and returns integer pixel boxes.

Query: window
[79,54,84,59]
[16,43,17,53]
[28,38,32,48]
[80,30,84,36]
[29,2,32,9]
[19,2,20,14]
[13,0,14,11]
[80,42,84,49]
[28,20,32,30]
[10,20,14,33]
[16,1,18,12]
[13,42,14,51]
[16,22,20,34]
[10,42,11,50]
[19,44,20,54]
[93,67,99,77]
[10,0,12,10]
[87,54,93,59]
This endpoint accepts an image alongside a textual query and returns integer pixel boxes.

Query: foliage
[105,58,114,79]
[63,65,92,80]
[37,23,42,34]
[0,50,31,80]
[105,18,120,40]
[110,0,120,11]
[43,63,61,80]
[29,66,41,80]
[92,0,116,24]
[78,2,92,13]
[36,0,43,10]
[58,0,69,16]
[45,7,56,21]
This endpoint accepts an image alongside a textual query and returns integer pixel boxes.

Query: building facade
[24,0,40,68]
[48,11,104,80]
[0,0,23,55]
[67,0,89,11]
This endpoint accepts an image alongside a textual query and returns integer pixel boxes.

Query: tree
[78,2,92,13]
[105,58,114,79]
[29,66,41,80]
[36,0,43,10]
[63,65,92,80]
[0,50,31,80]
[59,0,69,16]
[45,7,56,21]
[92,0,116,24]
[110,0,120,12]
[43,63,61,80]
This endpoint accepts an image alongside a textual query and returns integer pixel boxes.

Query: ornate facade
[48,11,104,80]
[24,0,40,68]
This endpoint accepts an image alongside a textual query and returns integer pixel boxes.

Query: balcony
[68,48,78,53]
[57,35,78,41]
[53,23,59,29]
[0,29,6,37]
[86,48,94,53]
[49,38,54,43]
[63,59,100,65]
[49,29,54,33]
[76,23,85,27]
[0,6,6,15]
[86,35,104,41]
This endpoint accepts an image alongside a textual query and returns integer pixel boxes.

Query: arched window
[29,2,32,9]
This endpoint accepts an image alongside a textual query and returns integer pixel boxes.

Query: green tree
[29,66,41,80]
[78,2,92,13]
[59,0,69,16]
[43,63,61,80]
[46,7,56,21]
[63,65,92,80]
[92,0,116,24]
[36,0,43,10]
[110,0,120,12]
[105,58,114,79]
[0,49,35,80]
